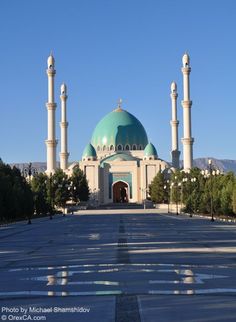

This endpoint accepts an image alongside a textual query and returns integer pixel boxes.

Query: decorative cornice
[181,100,192,108]
[46,69,56,76]
[170,120,179,126]
[45,139,58,147]
[170,93,178,99]
[181,138,194,145]
[60,122,68,128]
[171,150,181,156]
[60,152,69,158]
[46,102,57,110]
[181,67,191,75]
[60,95,68,101]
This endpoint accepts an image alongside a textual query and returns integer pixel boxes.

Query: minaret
[45,53,57,175]
[170,82,180,168]
[181,53,194,171]
[60,83,69,170]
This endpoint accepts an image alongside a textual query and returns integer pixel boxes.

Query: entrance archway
[113,181,129,203]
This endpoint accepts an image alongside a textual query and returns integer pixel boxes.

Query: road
[0,209,236,321]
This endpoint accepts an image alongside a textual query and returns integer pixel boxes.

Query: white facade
[68,150,169,204]
[170,82,180,168]
[60,83,69,170]
[45,53,194,204]
[45,54,57,175]
[181,53,194,171]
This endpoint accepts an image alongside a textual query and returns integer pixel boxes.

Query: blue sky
[0,0,235,164]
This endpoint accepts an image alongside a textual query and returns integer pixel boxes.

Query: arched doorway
[113,181,129,203]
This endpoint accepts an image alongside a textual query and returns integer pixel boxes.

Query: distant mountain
[10,162,47,174]
[193,158,236,174]
[10,158,236,174]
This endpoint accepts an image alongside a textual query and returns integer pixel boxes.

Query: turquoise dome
[144,142,157,156]
[82,143,97,158]
[91,107,148,150]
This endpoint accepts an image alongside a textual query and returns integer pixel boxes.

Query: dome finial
[47,51,55,69]
[182,52,190,67]
[116,98,122,110]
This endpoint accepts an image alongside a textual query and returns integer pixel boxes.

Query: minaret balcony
[181,66,191,74]
[60,121,68,128]
[46,102,57,110]
[45,139,58,147]
[170,120,179,126]
[60,95,68,101]
[181,138,194,145]
[181,100,192,108]
[46,69,56,76]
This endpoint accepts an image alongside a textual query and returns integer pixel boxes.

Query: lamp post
[23,163,37,224]
[208,159,220,222]
[176,182,182,215]
[201,159,221,222]
[172,176,181,215]
[67,181,76,214]
[164,179,170,213]
[170,176,180,215]
[93,188,97,207]
[181,177,188,212]
[23,162,38,182]
[189,177,196,217]
[48,176,57,220]
[208,159,214,222]
[140,187,148,209]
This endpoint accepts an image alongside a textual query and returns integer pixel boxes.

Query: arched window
[97,146,100,152]
[125,144,130,151]
[117,144,123,151]
[103,145,106,151]
[132,144,137,150]
[139,145,142,150]
[110,145,114,151]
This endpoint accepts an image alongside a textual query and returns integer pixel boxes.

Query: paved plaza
[1,209,236,321]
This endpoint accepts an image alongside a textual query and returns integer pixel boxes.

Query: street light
[201,159,221,222]
[181,177,188,212]
[189,177,196,217]
[67,181,75,214]
[48,176,57,220]
[140,187,148,209]
[23,162,37,182]
[23,163,37,224]
[171,176,181,215]
[208,159,215,222]
[164,179,170,213]
[176,182,182,215]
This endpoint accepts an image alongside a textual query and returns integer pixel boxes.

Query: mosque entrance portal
[113,181,129,203]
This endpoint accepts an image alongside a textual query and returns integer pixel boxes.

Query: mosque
[45,53,194,204]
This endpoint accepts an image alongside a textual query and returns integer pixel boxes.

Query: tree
[232,181,236,214]
[218,172,235,215]
[149,171,165,203]
[0,160,34,223]
[184,168,203,214]
[51,169,70,209]
[31,173,50,215]
[169,170,182,205]
[70,167,90,203]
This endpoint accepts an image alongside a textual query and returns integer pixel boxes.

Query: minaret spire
[181,53,194,171]
[45,53,57,175]
[170,82,180,168]
[60,83,69,170]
